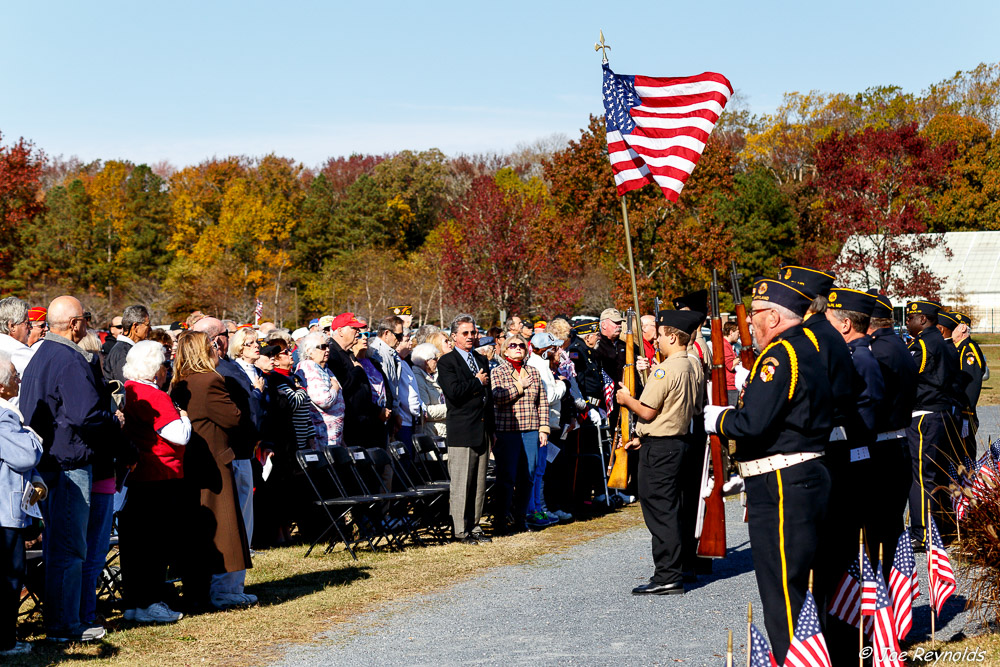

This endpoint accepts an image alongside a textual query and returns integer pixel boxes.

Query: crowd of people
[0,295,657,655]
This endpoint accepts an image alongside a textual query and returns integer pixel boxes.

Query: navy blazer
[216,357,263,459]
[437,348,494,451]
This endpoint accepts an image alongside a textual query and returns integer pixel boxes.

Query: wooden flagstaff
[726,629,733,667]
[746,602,752,667]
[929,507,936,644]
[859,529,864,667]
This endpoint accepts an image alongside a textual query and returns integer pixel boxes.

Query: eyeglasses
[749,307,775,318]
[507,343,526,349]
[110,324,122,330]
[316,344,329,351]
[456,330,476,337]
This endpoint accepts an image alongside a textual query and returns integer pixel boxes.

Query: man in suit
[437,314,495,544]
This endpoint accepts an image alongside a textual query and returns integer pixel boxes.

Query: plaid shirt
[491,359,550,434]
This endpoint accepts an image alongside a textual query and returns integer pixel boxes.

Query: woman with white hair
[119,340,191,624]
[410,343,446,439]
[295,333,345,448]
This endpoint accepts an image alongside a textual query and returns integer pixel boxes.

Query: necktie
[467,352,478,374]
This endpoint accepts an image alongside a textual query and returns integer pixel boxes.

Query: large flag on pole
[602,64,732,202]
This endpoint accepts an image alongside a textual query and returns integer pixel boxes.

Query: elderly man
[191,317,259,608]
[437,314,495,543]
[369,316,405,442]
[326,312,390,446]
[0,298,34,378]
[102,305,151,385]
[27,308,47,348]
[20,296,121,643]
[100,317,122,356]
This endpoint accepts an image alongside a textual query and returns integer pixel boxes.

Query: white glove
[703,405,733,435]
[700,476,715,499]
[588,409,602,427]
[961,419,970,439]
[722,475,744,496]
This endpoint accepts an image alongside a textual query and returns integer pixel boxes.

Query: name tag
[396,447,406,456]
[352,451,365,461]
[850,446,870,463]
[304,453,319,462]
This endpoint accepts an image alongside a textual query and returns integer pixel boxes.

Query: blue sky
[3,1,998,168]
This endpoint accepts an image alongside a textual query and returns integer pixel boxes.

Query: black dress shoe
[472,531,492,543]
[632,581,685,596]
[911,537,926,554]
[458,535,478,545]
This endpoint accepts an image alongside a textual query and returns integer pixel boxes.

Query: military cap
[389,305,412,316]
[867,289,894,319]
[779,265,835,299]
[751,278,812,317]
[657,310,703,336]
[672,290,708,315]
[27,306,46,322]
[953,312,972,326]
[937,311,960,330]
[599,308,624,323]
[572,319,599,335]
[825,287,877,316]
[905,299,942,317]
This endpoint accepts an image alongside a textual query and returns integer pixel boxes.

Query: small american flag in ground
[860,551,879,617]
[602,64,732,202]
[602,369,615,413]
[866,555,904,667]
[748,622,777,667]
[927,517,956,614]
[827,558,861,628]
[888,530,918,641]
[948,461,970,520]
[784,592,832,667]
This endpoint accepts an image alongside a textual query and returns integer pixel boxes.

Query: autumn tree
[0,133,45,287]
[817,124,955,299]
[922,114,1000,231]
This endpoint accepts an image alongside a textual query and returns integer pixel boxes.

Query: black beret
[657,310,703,336]
[572,319,599,335]
[259,344,281,358]
[779,265,836,299]
[751,279,812,317]
[937,311,960,330]
[867,290,894,319]
[672,290,708,314]
[826,287,877,316]
[905,299,942,317]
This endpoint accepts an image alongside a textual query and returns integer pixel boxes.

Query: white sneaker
[0,641,32,655]
[134,602,183,623]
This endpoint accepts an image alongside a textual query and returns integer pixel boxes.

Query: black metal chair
[294,449,363,558]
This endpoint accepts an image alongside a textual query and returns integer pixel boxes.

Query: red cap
[27,307,46,322]
[330,312,365,329]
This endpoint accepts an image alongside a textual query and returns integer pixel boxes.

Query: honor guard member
[704,279,831,664]
[905,299,962,548]
[866,290,918,579]
[615,309,702,596]
[951,311,988,433]
[673,290,710,372]
[568,320,609,511]
[936,310,975,462]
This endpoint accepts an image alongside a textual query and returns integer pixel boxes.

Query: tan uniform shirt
[634,351,699,438]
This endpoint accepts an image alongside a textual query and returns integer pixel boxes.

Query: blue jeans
[81,492,115,624]
[493,431,538,525]
[528,442,549,515]
[40,466,92,636]
[211,458,252,596]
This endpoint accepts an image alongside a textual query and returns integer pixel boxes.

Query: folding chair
[294,449,361,558]
[383,442,450,543]
[413,433,450,484]
[18,549,43,619]
[323,445,405,552]
[345,446,426,548]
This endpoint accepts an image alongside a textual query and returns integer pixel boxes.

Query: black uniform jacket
[715,324,832,462]
[845,336,884,444]
[908,326,961,413]
[869,327,918,433]
[803,314,856,428]
[957,337,987,411]
[568,336,604,406]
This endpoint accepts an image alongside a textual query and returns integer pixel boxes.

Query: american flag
[602,64,732,202]
[602,369,615,413]
[254,299,264,325]
[927,517,956,615]
[865,554,904,667]
[888,530,919,641]
[948,461,970,520]
[827,558,862,628]
[748,621,777,667]
[784,592,832,667]
[860,551,880,617]
[968,450,998,502]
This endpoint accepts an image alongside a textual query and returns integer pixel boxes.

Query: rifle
[730,261,756,368]
[697,271,728,558]
[652,297,663,363]
[607,307,634,490]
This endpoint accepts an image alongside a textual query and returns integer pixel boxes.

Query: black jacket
[908,326,961,413]
[102,338,134,385]
[957,337,987,413]
[803,314,857,429]
[567,336,603,407]
[437,348,494,450]
[869,327,918,432]
[326,339,385,446]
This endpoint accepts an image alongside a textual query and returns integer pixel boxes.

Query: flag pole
[620,196,644,333]
[726,629,733,667]
[859,529,864,667]
[929,507,936,644]
[746,602,752,667]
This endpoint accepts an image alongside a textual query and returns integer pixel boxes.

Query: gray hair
[267,330,293,346]
[122,304,150,331]
[755,301,803,324]
[414,324,439,345]
[0,297,28,335]
[0,350,14,387]
[79,332,102,353]
[123,340,166,382]
[504,316,520,332]
[299,332,327,358]
[377,315,403,336]
[450,313,476,335]
[410,342,439,369]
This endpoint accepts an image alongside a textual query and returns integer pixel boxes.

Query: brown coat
[171,371,251,574]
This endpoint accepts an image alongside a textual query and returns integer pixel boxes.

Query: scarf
[506,356,524,373]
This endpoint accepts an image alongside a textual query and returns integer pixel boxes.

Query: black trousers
[745,459,830,665]
[637,437,689,585]
[119,479,188,610]
[868,436,911,581]
[907,412,959,545]
[680,429,707,573]
[0,527,24,650]
[544,430,575,513]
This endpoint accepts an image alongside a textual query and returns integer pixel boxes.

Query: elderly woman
[295,333,345,448]
[169,332,250,610]
[427,331,454,357]
[0,351,44,656]
[120,340,191,624]
[411,343,446,439]
[490,334,551,534]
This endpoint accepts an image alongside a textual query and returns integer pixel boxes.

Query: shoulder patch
[759,364,776,382]
[967,355,977,366]
[761,356,780,368]
[653,368,666,379]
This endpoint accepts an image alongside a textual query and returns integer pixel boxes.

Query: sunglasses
[316,344,329,350]
[507,343,526,349]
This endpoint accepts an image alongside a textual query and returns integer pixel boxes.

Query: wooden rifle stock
[607,310,634,490]
[730,261,756,369]
[698,271,728,558]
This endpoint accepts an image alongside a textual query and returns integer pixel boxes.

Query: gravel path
[273,407,1000,667]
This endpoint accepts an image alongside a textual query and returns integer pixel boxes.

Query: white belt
[912,410,933,418]
[737,451,824,478]
[829,426,847,442]
[876,429,906,441]
[849,446,870,463]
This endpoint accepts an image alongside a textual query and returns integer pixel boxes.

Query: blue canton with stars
[602,64,640,134]
[749,623,775,667]
[793,592,823,641]
[893,530,915,578]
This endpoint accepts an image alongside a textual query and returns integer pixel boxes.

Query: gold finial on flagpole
[595,30,611,64]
